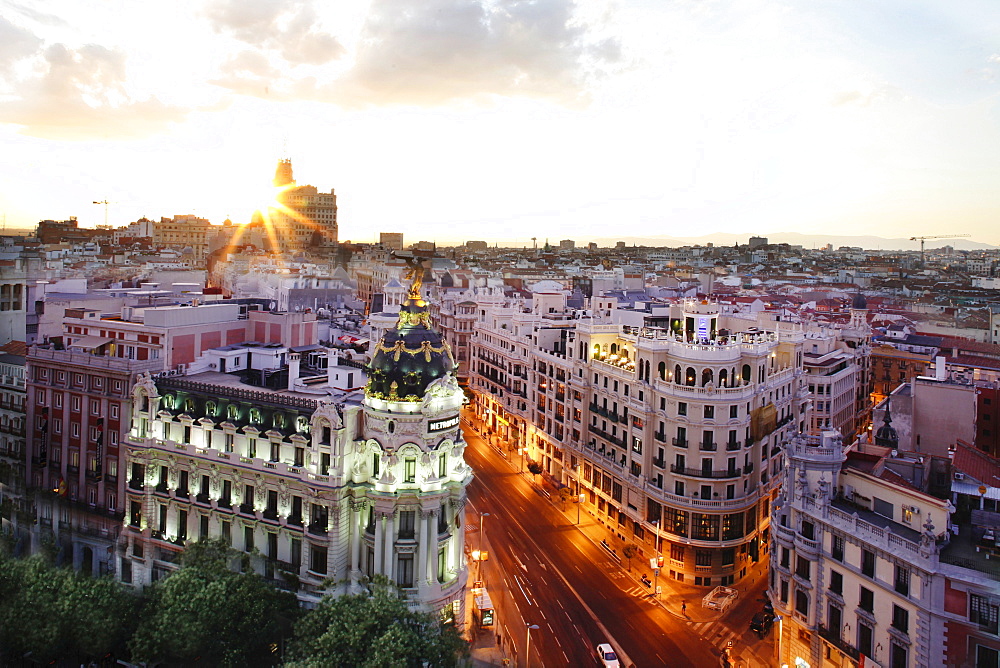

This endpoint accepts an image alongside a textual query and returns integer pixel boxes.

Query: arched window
[702,369,713,387]
[719,369,728,387]
[685,367,696,386]
[610,343,618,355]
[741,364,751,383]
[227,404,239,420]
[658,362,667,381]
[674,364,682,384]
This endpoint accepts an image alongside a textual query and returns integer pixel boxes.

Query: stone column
[425,509,438,584]
[374,510,384,574]
[383,511,395,582]
[349,502,362,578]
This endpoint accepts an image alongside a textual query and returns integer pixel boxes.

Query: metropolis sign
[428,415,460,432]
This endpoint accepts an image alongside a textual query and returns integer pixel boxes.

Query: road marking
[562,651,569,663]
[539,609,546,620]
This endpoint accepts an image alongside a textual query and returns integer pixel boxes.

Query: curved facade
[471,297,808,588]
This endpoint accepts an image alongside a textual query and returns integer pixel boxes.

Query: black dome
[874,401,898,448]
[852,292,868,310]
[365,297,455,402]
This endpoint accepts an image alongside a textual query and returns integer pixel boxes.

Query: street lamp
[576,493,585,524]
[524,623,540,668]
[478,512,491,582]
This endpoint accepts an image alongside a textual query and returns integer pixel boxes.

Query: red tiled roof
[952,440,1000,488]
[0,340,27,356]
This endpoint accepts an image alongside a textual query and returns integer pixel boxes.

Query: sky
[2,0,1000,246]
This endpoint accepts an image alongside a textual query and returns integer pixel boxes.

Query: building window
[832,534,844,561]
[801,520,815,541]
[678,402,687,416]
[244,526,254,552]
[404,457,416,483]
[861,549,876,578]
[399,511,416,539]
[829,570,843,595]
[859,586,874,613]
[695,550,712,567]
[894,566,910,597]
[704,405,714,419]
[891,604,909,634]
[397,556,414,588]
[670,544,684,563]
[970,594,999,634]
[795,589,809,616]
[310,545,328,574]
[857,621,874,658]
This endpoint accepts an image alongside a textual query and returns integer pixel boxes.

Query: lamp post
[651,519,662,599]
[577,493,585,524]
[524,623,540,668]
[519,447,526,473]
[478,512,490,582]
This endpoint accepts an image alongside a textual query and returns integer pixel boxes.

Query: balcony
[672,438,688,448]
[670,465,742,480]
[652,458,665,469]
[128,478,144,490]
[743,463,754,474]
[654,432,667,443]
[726,441,741,451]
[239,503,255,515]
[308,522,328,536]
[819,626,860,662]
[699,442,718,452]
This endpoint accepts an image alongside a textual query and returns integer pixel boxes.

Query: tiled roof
[952,441,1000,488]
[0,340,27,356]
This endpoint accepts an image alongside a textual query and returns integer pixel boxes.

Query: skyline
[3,1,1000,245]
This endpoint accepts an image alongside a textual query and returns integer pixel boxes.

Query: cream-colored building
[471,296,810,585]
[771,433,1000,668]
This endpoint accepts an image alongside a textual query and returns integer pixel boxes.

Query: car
[750,610,775,637]
[596,642,620,668]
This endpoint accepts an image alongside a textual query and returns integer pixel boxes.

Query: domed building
[120,272,472,624]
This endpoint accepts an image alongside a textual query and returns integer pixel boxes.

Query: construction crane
[909,234,970,267]
[92,199,118,227]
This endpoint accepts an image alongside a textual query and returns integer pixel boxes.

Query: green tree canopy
[129,538,299,667]
[0,554,138,664]
[285,578,468,668]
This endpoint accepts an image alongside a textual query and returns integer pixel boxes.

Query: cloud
[206,0,622,108]
[336,0,622,106]
[205,0,345,66]
[0,16,41,71]
[0,43,187,139]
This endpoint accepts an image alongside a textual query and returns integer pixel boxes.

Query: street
[463,416,775,667]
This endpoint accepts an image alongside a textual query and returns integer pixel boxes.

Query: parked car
[596,643,620,668]
[750,610,775,637]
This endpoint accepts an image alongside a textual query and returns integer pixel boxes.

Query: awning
[953,480,1000,502]
[68,336,114,350]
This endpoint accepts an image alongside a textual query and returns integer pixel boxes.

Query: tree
[285,577,468,668]
[622,544,639,573]
[526,461,543,479]
[129,538,299,667]
[0,554,138,664]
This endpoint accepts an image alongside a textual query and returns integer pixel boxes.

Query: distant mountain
[584,232,997,251]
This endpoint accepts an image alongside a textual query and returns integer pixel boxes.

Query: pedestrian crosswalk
[689,618,742,652]
[621,585,659,605]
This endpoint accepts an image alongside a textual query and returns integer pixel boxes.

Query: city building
[379,233,404,251]
[0,350,26,538]
[470,295,809,585]
[120,276,472,621]
[267,158,338,251]
[771,431,1000,668]
[152,215,214,264]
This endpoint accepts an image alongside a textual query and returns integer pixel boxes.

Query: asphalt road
[465,425,724,668]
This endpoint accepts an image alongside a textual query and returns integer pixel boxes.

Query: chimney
[288,352,300,392]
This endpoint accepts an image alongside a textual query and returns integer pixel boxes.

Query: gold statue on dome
[403,255,427,302]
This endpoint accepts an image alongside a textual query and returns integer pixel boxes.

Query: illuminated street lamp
[524,623,540,668]
[477,512,491,582]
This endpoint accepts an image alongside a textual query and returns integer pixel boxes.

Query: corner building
[122,282,472,621]
[471,297,808,586]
